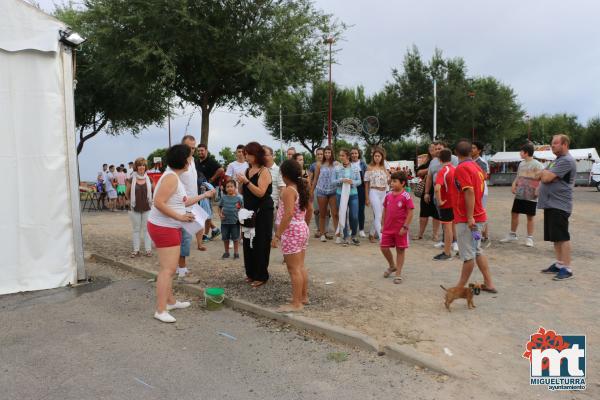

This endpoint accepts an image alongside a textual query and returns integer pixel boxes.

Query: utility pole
[468,91,476,141]
[433,78,437,141]
[167,105,171,147]
[325,37,334,147]
[279,104,284,164]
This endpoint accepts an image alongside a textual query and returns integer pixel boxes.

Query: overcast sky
[37,0,600,180]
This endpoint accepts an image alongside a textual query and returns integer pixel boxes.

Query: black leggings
[243,207,274,282]
[357,184,366,231]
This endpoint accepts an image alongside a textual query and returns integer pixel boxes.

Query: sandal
[276,305,303,313]
[130,251,139,258]
[393,276,403,284]
[144,251,152,257]
[481,284,498,294]
[251,281,267,289]
[383,267,397,278]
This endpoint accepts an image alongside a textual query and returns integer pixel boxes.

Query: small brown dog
[440,283,482,311]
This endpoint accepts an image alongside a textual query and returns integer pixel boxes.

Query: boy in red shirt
[451,140,497,293]
[380,171,414,284]
[434,149,457,260]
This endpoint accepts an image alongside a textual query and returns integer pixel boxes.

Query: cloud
[35,0,600,179]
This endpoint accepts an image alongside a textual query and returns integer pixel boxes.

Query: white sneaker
[359,230,367,238]
[452,242,459,253]
[525,237,534,247]
[320,235,327,242]
[433,241,444,249]
[500,234,518,243]
[167,300,191,311]
[154,311,176,323]
[335,236,343,245]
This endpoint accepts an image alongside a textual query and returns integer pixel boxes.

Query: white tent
[490,148,600,163]
[533,148,600,162]
[489,152,521,163]
[0,0,85,295]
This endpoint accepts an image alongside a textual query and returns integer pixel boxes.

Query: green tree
[264,81,356,154]
[388,46,523,149]
[507,113,585,149]
[582,116,600,152]
[85,0,345,145]
[55,5,170,155]
[218,147,236,165]
[147,148,168,171]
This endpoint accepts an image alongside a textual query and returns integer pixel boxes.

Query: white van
[590,162,600,191]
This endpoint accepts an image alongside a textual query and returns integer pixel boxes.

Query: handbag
[414,178,426,198]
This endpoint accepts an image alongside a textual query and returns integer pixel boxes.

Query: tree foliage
[263,81,356,154]
[55,4,170,155]
[83,0,345,145]
[218,147,236,165]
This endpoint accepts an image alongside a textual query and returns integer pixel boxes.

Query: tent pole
[62,45,86,282]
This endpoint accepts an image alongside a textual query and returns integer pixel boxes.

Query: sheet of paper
[182,204,209,235]
[335,182,351,235]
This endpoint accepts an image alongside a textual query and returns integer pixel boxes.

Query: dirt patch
[83,186,599,399]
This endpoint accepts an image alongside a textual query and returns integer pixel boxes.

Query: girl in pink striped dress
[272,160,312,312]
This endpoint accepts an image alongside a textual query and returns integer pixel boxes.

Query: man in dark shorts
[500,142,544,247]
[538,134,577,280]
[433,149,457,260]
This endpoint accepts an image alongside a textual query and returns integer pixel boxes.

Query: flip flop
[481,284,498,294]
[393,277,403,284]
[251,281,267,289]
[383,267,397,278]
[276,305,303,313]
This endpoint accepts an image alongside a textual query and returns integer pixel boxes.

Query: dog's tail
[440,285,447,291]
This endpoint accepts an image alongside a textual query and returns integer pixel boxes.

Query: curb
[89,253,452,377]
[384,344,456,378]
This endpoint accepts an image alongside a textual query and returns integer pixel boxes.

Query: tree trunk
[200,101,211,145]
[76,118,108,155]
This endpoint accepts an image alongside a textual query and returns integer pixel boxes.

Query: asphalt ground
[0,261,458,400]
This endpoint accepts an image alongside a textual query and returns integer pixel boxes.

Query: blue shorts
[316,189,336,198]
[221,223,240,241]
[180,228,192,257]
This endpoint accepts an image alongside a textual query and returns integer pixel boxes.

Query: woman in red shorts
[147,144,207,323]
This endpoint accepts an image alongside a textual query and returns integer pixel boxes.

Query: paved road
[0,262,455,400]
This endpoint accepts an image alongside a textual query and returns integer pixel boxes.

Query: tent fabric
[490,149,600,164]
[489,152,521,163]
[0,0,65,53]
[534,148,600,161]
[0,1,78,295]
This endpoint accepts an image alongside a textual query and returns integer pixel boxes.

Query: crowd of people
[95,133,578,323]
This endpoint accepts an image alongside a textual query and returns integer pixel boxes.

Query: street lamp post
[324,37,334,147]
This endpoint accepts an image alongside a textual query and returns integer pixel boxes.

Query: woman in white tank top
[147,144,211,323]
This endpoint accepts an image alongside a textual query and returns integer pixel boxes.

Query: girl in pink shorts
[272,160,313,312]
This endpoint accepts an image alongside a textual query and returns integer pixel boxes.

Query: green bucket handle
[204,292,225,304]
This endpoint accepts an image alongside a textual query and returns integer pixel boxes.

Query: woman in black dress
[416,144,440,240]
[236,142,273,288]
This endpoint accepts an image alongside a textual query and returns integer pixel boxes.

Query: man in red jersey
[452,139,497,293]
[433,149,457,261]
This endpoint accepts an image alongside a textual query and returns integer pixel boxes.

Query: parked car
[590,162,600,191]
